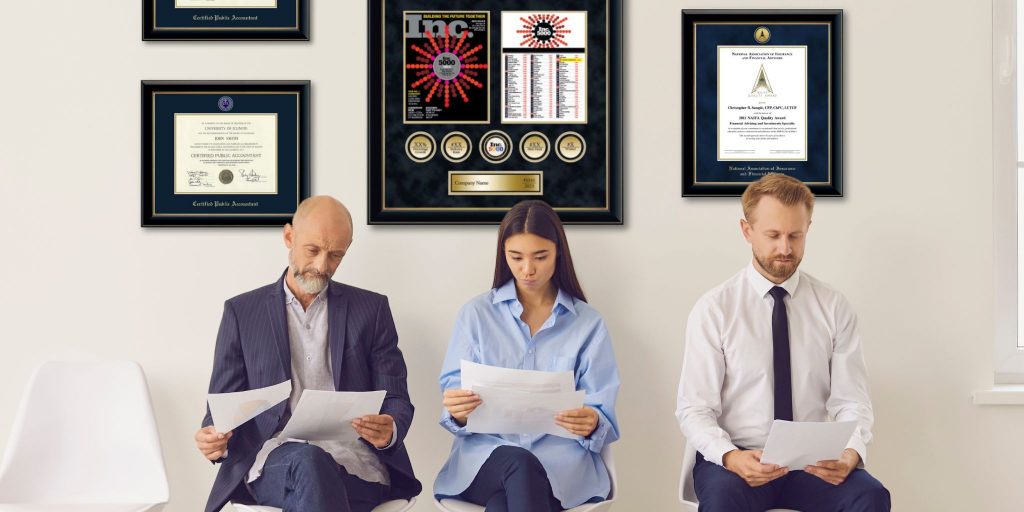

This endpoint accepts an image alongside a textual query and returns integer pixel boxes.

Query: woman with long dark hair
[434,200,620,511]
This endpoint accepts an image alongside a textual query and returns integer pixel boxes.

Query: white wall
[1,0,1021,510]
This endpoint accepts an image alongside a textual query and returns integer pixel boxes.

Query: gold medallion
[519,132,551,163]
[754,26,771,44]
[405,131,436,163]
[555,132,586,163]
[441,132,472,163]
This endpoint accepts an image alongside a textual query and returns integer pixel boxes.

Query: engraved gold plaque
[441,132,472,163]
[519,132,551,162]
[405,131,436,163]
[555,132,586,163]
[448,171,544,195]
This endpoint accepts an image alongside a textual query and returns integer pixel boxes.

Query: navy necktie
[769,286,793,421]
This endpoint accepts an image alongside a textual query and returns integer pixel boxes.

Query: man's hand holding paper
[759,420,859,479]
[280,390,387,443]
[199,380,292,461]
[804,448,861,486]
[352,413,396,448]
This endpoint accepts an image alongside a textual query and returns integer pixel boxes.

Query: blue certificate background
[153,0,299,28]
[151,92,300,216]
[693,22,832,185]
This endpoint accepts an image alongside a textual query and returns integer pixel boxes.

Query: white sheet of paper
[280,390,386,442]
[467,385,585,439]
[460,360,575,393]
[207,380,291,433]
[760,420,858,470]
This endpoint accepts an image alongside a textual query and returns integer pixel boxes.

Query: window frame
[993,0,1024,383]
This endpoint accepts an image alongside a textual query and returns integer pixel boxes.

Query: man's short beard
[755,252,800,281]
[292,266,328,294]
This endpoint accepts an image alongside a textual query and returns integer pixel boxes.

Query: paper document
[280,390,386,442]
[461,360,575,393]
[207,380,291,433]
[760,420,858,470]
[460,360,582,439]
[468,385,585,439]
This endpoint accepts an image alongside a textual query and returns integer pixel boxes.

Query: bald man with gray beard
[195,196,421,512]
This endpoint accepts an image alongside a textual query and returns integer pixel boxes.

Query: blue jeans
[249,442,386,512]
[446,446,564,512]
[694,451,891,512]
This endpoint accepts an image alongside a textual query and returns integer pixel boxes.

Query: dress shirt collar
[491,279,577,316]
[745,261,801,299]
[283,276,328,306]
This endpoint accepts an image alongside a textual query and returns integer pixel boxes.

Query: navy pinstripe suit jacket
[202,271,422,512]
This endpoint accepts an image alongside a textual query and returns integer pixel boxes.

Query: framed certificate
[142,0,309,40]
[682,10,842,196]
[141,81,310,226]
[368,0,623,224]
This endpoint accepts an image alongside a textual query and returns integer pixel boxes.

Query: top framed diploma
[367,0,623,225]
[142,0,309,40]
[682,10,842,196]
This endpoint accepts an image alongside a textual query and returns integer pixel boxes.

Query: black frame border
[141,80,311,227]
[367,0,624,225]
[681,9,843,197]
[142,0,310,41]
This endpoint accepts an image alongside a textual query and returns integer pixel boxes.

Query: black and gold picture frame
[368,0,624,224]
[141,81,310,226]
[682,10,842,196]
[143,0,310,41]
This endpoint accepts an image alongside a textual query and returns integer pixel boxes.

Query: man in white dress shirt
[676,174,890,511]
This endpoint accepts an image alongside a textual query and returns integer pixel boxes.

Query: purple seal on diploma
[218,96,234,112]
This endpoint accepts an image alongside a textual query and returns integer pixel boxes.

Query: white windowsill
[973,385,1024,405]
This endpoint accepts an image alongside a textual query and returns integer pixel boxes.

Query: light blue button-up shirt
[434,280,621,508]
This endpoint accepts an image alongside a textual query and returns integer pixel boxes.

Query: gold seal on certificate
[441,132,472,163]
[480,130,513,163]
[555,132,586,162]
[519,132,551,162]
[754,26,771,44]
[405,132,437,163]
[173,113,278,195]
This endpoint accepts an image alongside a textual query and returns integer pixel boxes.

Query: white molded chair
[680,443,795,512]
[434,445,617,512]
[232,497,416,512]
[0,361,169,512]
